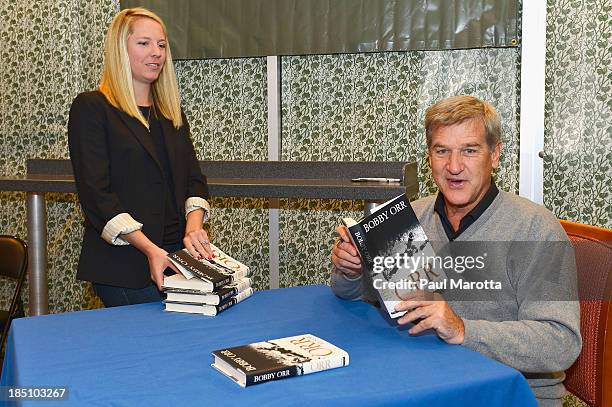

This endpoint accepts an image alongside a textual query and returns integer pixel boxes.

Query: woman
[68,8,212,306]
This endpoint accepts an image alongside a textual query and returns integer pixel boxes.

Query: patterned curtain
[0,0,608,317]
[0,0,119,311]
[279,48,520,286]
[544,0,611,228]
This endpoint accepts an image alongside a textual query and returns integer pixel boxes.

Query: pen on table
[351,177,402,183]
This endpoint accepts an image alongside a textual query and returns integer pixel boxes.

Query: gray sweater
[331,191,581,407]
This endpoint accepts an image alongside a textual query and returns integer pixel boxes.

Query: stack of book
[162,243,253,316]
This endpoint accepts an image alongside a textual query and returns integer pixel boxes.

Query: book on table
[163,275,252,305]
[211,334,349,387]
[164,287,254,316]
[164,243,253,315]
[166,243,249,292]
[341,193,445,318]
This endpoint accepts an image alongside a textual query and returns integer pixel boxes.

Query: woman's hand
[184,208,214,260]
[121,229,179,290]
[183,228,214,260]
[146,246,179,290]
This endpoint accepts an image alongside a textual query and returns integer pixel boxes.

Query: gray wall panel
[121,0,519,58]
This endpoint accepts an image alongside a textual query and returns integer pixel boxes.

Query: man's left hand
[395,295,465,344]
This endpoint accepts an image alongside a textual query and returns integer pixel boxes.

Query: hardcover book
[162,273,215,292]
[208,243,250,276]
[164,287,253,316]
[211,334,349,387]
[342,193,445,318]
[163,275,252,305]
[167,244,249,292]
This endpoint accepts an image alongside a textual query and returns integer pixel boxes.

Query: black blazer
[68,91,208,288]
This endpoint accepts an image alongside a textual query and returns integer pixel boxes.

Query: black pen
[351,177,401,183]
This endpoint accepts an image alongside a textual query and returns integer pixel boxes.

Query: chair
[0,235,27,354]
[560,220,612,407]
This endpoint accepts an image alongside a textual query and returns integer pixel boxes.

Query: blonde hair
[425,95,501,150]
[99,7,183,128]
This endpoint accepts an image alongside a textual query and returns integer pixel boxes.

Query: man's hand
[395,294,465,344]
[331,225,363,278]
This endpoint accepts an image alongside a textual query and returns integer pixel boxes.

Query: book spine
[165,279,252,303]
[210,282,252,304]
[184,271,229,291]
[214,301,234,315]
[211,277,232,291]
[301,354,349,375]
[169,251,229,289]
[346,223,374,268]
[245,366,300,386]
[217,287,238,303]
[214,288,253,315]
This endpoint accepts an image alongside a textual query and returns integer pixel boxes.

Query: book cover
[211,334,349,387]
[164,287,253,316]
[342,193,445,318]
[164,276,252,305]
[167,245,249,292]
[208,244,250,276]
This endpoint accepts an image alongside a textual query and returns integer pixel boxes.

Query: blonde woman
[69,8,212,306]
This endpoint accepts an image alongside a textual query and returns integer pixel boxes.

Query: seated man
[331,95,581,407]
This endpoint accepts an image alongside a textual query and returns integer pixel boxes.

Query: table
[0,160,415,316]
[1,285,536,406]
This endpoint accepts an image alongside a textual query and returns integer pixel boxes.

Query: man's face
[428,119,500,215]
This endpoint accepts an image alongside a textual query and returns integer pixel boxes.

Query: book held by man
[211,334,349,387]
[341,193,445,318]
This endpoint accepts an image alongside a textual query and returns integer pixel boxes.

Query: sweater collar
[434,179,499,241]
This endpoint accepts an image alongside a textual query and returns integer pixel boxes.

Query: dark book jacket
[163,276,252,305]
[164,287,253,316]
[211,334,349,387]
[167,243,249,292]
[342,193,445,318]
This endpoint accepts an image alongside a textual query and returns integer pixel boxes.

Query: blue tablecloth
[1,285,536,406]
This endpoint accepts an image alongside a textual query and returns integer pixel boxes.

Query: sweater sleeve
[462,301,581,373]
[330,267,364,300]
[462,230,582,373]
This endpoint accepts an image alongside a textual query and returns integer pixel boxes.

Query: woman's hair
[425,95,501,150]
[99,7,182,128]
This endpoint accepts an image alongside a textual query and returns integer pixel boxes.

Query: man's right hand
[331,225,363,278]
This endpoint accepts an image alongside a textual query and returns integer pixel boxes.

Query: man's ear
[491,141,501,170]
